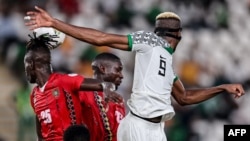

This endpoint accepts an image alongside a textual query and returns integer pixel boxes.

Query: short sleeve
[127,31,169,53]
[173,69,179,83]
[60,73,85,92]
[173,76,179,82]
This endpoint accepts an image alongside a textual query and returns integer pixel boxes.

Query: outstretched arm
[25,6,129,50]
[171,79,245,106]
[80,78,122,102]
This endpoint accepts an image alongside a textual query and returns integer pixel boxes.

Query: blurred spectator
[15,84,36,141]
[0,0,18,62]
[145,5,162,26]
[57,0,80,22]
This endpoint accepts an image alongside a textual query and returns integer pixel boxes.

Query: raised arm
[171,79,245,106]
[25,6,129,50]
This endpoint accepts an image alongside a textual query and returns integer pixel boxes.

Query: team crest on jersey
[52,88,60,98]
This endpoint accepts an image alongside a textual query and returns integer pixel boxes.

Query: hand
[104,91,123,103]
[25,6,54,30]
[221,84,245,99]
[102,82,123,103]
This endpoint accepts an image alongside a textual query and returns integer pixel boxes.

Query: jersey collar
[165,46,174,55]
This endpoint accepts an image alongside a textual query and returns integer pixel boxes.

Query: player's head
[154,12,182,51]
[63,125,90,141]
[24,33,53,83]
[92,53,123,88]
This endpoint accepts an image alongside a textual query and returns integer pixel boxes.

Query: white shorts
[117,112,167,141]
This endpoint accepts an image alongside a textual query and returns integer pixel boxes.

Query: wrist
[51,18,58,28]
[217,85,226,92]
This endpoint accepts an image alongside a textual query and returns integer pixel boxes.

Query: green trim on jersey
[127,35,133,51]
[165,47,174,55]
[173,76,178,82]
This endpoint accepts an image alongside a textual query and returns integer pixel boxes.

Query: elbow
[177,100,188,106]
[95,39,105,46]
[94,34,110,46]
[176,97,193,106]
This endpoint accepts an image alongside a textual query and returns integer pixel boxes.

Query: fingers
[231,85,245,99]
[105,93,123,103]
[27,11,38,16]
[25,21,38,30]
[24,16,31,20]
[35,6,45,13]
[236,85,245,96]
[25,15,36,21]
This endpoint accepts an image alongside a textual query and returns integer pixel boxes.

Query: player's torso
[80,91,125,141]
[133,46,175,95]
[32,75,82,140]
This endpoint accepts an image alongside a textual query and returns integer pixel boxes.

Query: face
[24,52,36,83]
[155,19,182,50]
[103,61,123,88]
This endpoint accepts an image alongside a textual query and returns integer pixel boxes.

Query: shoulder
[129,31,157,39]
[128,30,168,47]
[54,73,84,79]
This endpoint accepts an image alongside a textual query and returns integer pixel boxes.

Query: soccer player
[79,53,125,141]
[25,7,245,141]
[63,125,90,141]
[24,34,121,141]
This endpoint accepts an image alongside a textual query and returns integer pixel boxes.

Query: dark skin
[92,60,123,87]
[25,6,245,106]
[92,59,123,102]
[24,50,122,141]
[24,50,123,93]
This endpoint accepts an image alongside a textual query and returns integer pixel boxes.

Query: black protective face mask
[154,27,182,40]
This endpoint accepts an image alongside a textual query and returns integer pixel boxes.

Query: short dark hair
[63,125,90,141]
[92,52,121,72]
[93,52,120,62]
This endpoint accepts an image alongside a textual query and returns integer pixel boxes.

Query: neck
[166,38,176,51]
[36,70,52,87]
[94,74,104,81]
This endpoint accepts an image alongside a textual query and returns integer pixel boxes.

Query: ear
[99,65,106,74]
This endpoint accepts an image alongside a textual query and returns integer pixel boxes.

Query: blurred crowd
[0,0,250,141]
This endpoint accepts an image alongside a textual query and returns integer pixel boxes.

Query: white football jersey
[127,31,177,121]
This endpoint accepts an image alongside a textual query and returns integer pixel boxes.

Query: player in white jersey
[25,7,245,141]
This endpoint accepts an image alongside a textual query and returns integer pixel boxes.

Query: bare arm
[80,78,122,102]
[25,6,129,50]
[36,116,44,141]
[79,78,103,91]
[171,79,245,106]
